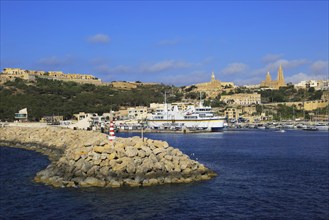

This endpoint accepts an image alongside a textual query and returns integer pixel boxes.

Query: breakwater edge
[0,127,216,188]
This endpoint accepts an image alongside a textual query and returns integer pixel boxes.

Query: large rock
[125,146,138,157]
[80,177,106,187]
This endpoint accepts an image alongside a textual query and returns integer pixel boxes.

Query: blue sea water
[0,130,328,219]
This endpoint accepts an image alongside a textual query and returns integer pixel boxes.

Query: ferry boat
[147,102,226,132]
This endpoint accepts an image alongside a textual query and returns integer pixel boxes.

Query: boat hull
[315,125,329,131]
[147,118,225,132]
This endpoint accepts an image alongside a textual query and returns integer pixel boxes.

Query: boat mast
[164,92,168,119]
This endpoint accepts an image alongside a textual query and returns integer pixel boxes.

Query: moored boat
[302,126,318,131]
[315,123,329,131]
[147,103,226,132]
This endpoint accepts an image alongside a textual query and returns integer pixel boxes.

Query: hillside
[1,77,326,122]
[0,78,182,121]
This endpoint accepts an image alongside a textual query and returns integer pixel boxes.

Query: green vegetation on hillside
[0,78,178,121]
[0,78,326,122]
[259,85,323,103]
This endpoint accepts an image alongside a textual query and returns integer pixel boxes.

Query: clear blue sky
[1,1,328,86]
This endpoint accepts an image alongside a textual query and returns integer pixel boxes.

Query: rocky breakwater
[0,127,217,188]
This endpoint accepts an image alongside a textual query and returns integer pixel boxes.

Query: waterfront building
[224,108,243,121]
[260,64,286,89]
[73,112,95,121]
[40,115,64,124]
[15,108,28,122]
[127,106,148,120]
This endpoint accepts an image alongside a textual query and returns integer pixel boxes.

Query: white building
[294,80,329,90]
[128,106,148,120]
[15,108,28,122]
[221,93,261,106]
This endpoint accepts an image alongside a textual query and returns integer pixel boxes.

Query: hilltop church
[192,72,235,98]
[260,64,286,89]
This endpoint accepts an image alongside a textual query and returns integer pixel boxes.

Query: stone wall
[0,127,216,188]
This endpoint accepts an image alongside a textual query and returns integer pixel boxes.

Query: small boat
[302,127,318,131]
[314,124,329,131]
[275,125,285,133]
[257,124,266,129]
[284,123,294,129]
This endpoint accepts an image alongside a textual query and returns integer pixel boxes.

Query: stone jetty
[0,127,216,188]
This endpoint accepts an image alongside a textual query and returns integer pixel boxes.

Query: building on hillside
[224,108,243,121]
[15,108,28,122]
[243,84,260,89]
[112,110,129,120]
[294,80,329,91]
[260,64,286,89]
[223,105,258,122]
[191,72,235,98]
[220,93,261,106]
[1,68,101,85]
[242,105,257,116]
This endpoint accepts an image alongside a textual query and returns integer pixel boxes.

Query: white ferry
[147,102,226,132]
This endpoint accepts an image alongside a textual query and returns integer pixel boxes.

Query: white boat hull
[147,118,225,132]
[315,125,329,131]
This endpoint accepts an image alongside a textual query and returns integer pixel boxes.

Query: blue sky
[1,1,328,86]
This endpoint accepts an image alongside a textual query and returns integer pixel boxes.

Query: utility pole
[303,88,306,121]
[141,120,144,141]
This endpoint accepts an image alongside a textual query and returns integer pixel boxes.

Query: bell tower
[211,71,215,82]
[277,64,285,87]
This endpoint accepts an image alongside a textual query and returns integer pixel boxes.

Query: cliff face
[0,127,216,188]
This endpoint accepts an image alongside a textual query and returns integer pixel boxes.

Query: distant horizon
[1,65,328,87]
[1,1,328,86]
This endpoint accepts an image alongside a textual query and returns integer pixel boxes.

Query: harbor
[1,129,328,219]
[1,1,328,219]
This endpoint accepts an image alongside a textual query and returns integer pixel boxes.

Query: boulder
[80,177,106,187]
[125,146,138,157]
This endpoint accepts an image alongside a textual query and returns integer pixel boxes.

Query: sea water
[1,130,328,219]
